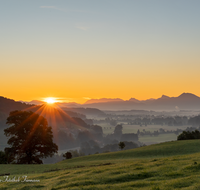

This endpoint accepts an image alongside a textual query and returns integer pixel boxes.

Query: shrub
[63,152,72,159]
[177,130,200,140]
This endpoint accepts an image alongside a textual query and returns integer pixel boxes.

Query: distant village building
[120,133,138,142]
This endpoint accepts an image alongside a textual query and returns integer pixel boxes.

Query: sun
[43,97,57,104]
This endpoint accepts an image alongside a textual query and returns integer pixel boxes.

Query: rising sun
[43,97,57,104]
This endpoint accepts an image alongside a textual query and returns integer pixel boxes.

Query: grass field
[1,140,200,189]
[102,124,189,134]
[139,133,178,144]
[102,124,187,144]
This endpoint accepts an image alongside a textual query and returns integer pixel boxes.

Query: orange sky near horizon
[1,47,200,104]
[1,1,200,104]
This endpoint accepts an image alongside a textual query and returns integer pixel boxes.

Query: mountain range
[86,93,200,111]
[8,92,200,111]
[81,93,200,111]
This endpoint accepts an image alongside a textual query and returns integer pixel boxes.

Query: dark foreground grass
[1,140,200,189]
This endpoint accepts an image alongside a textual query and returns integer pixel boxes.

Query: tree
[114,124,123,140]
[177,130,200,140]
[118,141,125,150]
[0,151,7,164]
[4,110,58,164]
[63,152,72,159]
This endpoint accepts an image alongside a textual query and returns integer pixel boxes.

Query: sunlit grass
[1,140,200,189]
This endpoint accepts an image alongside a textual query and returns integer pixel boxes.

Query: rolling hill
[0,96,89,130]
[83,93,200,111]
[0,97,95,151]
[19,92,200,111]
[1,140,200,189]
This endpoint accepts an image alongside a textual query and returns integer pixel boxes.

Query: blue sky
[1,0,200,102]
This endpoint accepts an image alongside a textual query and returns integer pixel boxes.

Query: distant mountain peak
[29,100,44,105]
[128,98,140,102]
[160,95,170,99]
[178,93,199,99]
[19,100,44,105]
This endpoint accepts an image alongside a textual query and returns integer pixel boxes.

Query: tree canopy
[0,151,7,164]
[63,152,72,159]
[177,130,200,140]
[118,141,125,150]
[4,110,58,164]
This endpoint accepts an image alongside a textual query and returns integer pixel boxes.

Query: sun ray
[43,97,58,104]
[18,99,88,152]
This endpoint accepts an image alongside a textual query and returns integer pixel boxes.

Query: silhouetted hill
[59,102,80,107]
[178,93,199,99]
[128,98,140,103]
[0,97,33,130]
[83,93,200,111]
[0,97,99,151]
[27,104,89,130]
[0,97,89,131]
[28,100,44,105]
[0,96,32,114]
[160,95,170,100]
[63,107,106,118]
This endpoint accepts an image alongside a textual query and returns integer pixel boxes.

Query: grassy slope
[1,140,200,189]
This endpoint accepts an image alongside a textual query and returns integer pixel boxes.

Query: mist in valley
[1,95,200,164]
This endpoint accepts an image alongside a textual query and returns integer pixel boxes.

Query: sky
[1,0,200,103]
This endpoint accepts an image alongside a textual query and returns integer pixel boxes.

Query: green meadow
[102,124,188,134]
[1,140,200,189]
[102,124,187,143]
[139,133,178,144]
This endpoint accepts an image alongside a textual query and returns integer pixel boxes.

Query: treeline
[57,124,139,149]
[43,140,140,164]
[55,124,103,150]
[136,126,200,137]
[128,116,188,126]
[96,115,200,127]
[80,140,139,155]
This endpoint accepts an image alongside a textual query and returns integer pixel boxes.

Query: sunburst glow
[43,97,58,104]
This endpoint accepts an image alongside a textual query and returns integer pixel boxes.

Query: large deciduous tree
[4,110,58,164]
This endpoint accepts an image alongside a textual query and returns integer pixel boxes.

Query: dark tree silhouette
[177,130,200,140]
[0,151,7,164]
[114,124,123,140]
[4,110,58,164]
[63,152,72,159]
[118,141,125,150]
